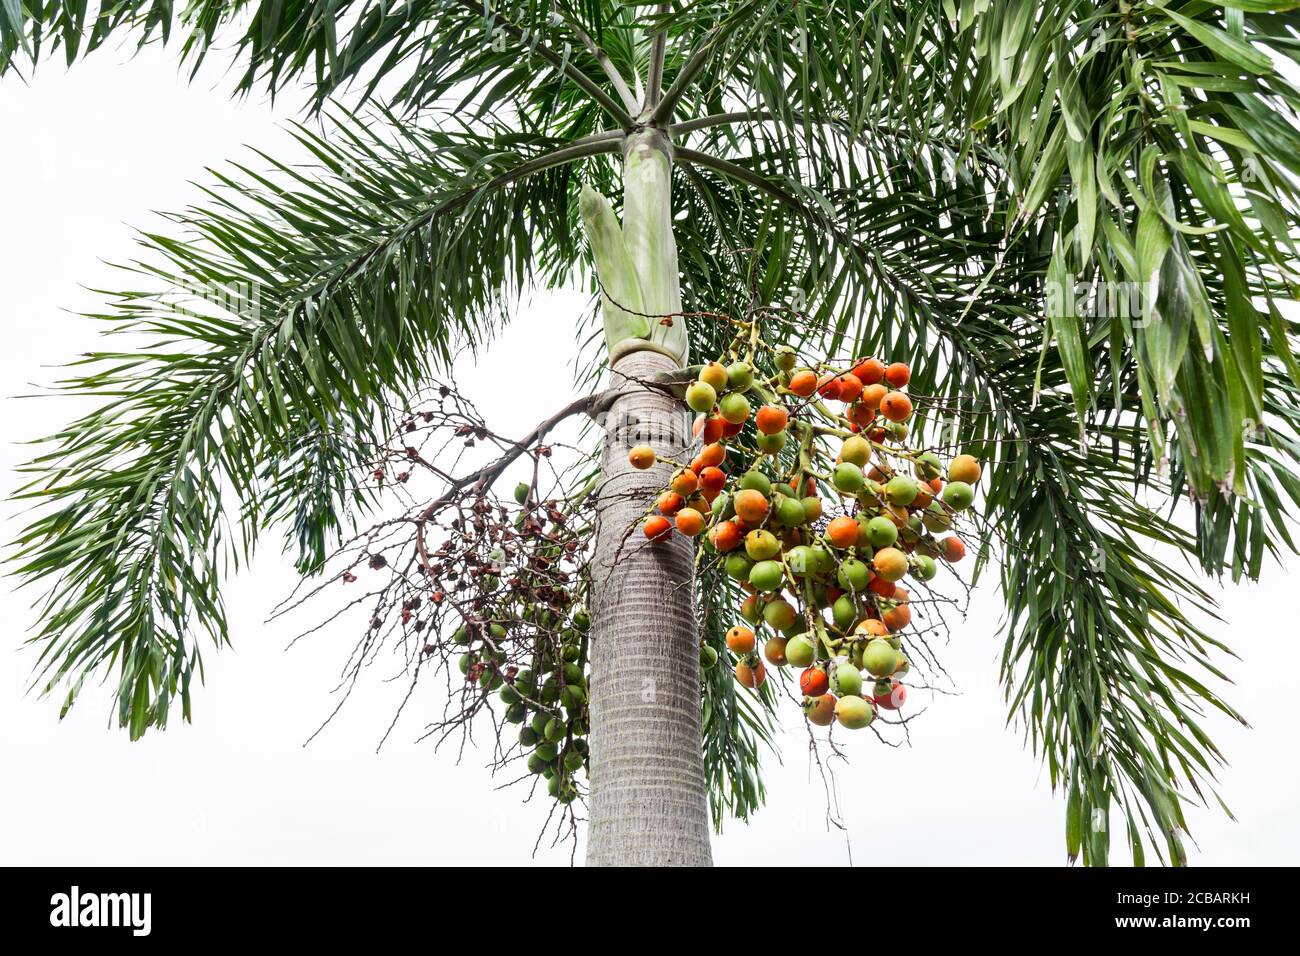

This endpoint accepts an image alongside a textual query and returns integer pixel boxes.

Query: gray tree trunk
[585,348,713,866]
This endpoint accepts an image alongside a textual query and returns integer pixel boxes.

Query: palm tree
[7,1,1300,866]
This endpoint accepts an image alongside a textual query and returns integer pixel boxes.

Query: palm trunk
[583,130,713,866]
[586,350,712,866]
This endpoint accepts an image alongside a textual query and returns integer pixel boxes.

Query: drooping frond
[10,107,619,736]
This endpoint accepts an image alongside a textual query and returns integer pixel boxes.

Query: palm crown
[7,0,1300,865]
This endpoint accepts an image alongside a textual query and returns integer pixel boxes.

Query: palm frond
[10,106,617,736]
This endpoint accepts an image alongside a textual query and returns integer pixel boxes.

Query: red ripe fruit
[851,357,886,385]
[657,491,685,516]
[711,520,743,552]
[868,575,897,599]
[788,369,818,397]
[816,374,842,401]
[835,373,864,404]
[694,414,725,445]
[880,391,913,422]
[941,535,967,562]
[755,404,789,435]
[874,681,908,710]
[699,466,727,493]
[884,362,911,388]
[800,666,830,697]
[643,515,672,540]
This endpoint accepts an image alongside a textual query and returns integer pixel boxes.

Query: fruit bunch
[455,604,591,805]
[629,327,984,733]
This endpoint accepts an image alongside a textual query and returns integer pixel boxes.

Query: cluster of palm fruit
[629,330,982,733]
[455,604,591,804]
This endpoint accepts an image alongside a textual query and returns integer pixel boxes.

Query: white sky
[2,44,1297,866]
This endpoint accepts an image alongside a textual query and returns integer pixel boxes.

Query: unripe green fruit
[514,482,530,505]
[530,712,549,735]
[775,346,798,371]
[863,638,898,678]
[563,750,585,773]
[885,475,919,506]
[725,552,753,581]
[748,559,785,592]
[841,435,871,466]
[700,644,719,670]
[738,470,772,496]
[942,480,975,511]
[563,663,584,684]
[835,694,874,729]
[505,703,527,723]
[535,742,559,762]
[832,594,857,631]
[719,392,751,424]
[573,608,591,631]
[527,753,549,774]
[561,684,586,709]
[916,451,943,480]
[452,625,470,645]
[786,545,816,576]
[922,501,952,532]
[774,496,806,526]
[544,717,567,742]
[833,462,865,494]
[866,515,898,547]
[519,726,540,747]
[913,554,938,581]
[785,633,816,668]
[756,429,787,453]
[745,529,781,561]
[809,545,835,575]
[686,381,717,413]
[764,598,798,631]
[727,361,755,391]
[500,684,521,706]
[833,662,863,697]
[837,557,870,591]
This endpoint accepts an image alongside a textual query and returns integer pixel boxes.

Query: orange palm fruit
[675,508,706,537]
[643,515,672,540]
[851,357,886,385]
[755,404,789,435]
[726,625,756,653]
[884,362,911,388]
[628,445,656,469]
[880,391,913,422]
[734,489,770,525]
[788,369,818,397]
[657,491,685,515]
[826,516,860,548]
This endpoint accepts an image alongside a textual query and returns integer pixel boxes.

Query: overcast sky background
[2,43,1297,867]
